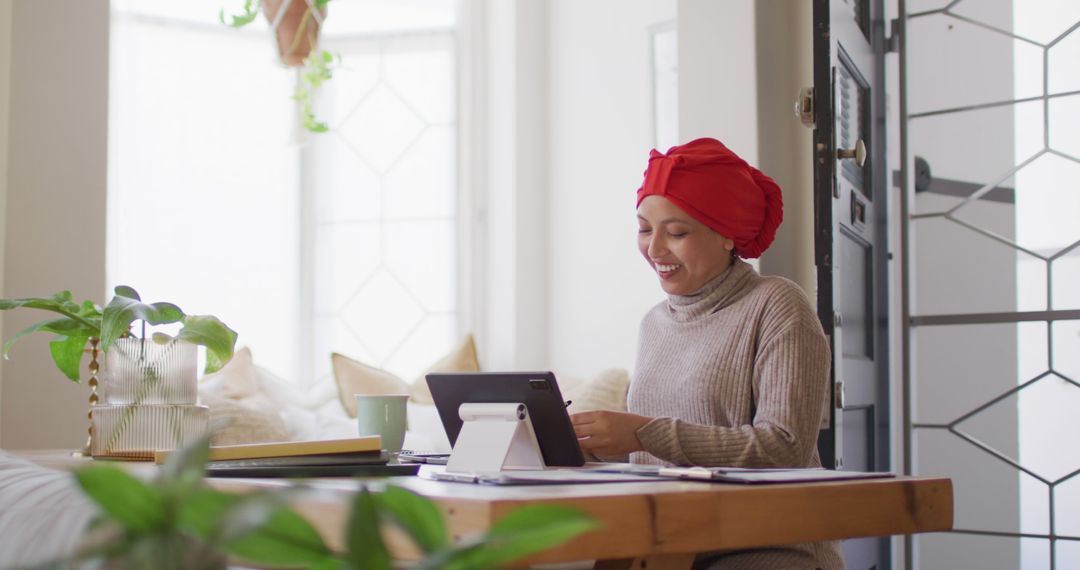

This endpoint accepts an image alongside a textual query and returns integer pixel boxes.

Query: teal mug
[355,394,408,453]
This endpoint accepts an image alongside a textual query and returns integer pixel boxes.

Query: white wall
[678,0,757,164]
[0,0,109,450]
[0,0,10,445]
[478,0,552,372]
[545,0,675,378]
[754,2,815,293]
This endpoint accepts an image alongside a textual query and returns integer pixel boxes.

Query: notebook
[153,436,383,464]
[205,461,419,478]
[199,448,421,478]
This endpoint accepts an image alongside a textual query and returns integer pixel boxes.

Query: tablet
[425,371,585,467]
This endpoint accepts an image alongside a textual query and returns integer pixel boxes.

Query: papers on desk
[422,465,663,485]
[159,436,419,478]
[420,463,894,485]
[648,465,895,484]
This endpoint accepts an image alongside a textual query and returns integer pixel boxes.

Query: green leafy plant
[221,0,339,133]
[0,286,238,382]
[219,0,260,28]
[54,438,599,569]
[295,49,338,133]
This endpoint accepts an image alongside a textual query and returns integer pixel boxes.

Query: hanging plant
[295,49,337,132]
[221,0,339,133]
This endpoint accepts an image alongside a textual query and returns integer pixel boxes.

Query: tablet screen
[425,371,585,467]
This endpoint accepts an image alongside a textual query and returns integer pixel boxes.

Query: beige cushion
[563,368,631,414]
[331,353,411,417]
[408,335,481,405]
[333,334,481,416]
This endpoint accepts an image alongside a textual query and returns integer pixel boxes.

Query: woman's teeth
[657,263,681,273]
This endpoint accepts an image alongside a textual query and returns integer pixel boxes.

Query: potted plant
[59,437,599,569]
[222,0,338,133]
[0,286,237,382]
[0,286,238,457]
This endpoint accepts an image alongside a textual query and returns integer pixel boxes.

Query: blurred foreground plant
[44,438,598,569]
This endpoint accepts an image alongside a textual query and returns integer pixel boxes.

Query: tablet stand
[445,403,546,473]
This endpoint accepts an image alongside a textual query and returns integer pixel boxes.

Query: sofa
[198,335,631,454]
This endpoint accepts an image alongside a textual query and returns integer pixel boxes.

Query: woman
[571,137,843,569]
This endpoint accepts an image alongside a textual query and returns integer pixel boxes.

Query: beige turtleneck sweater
[628,258,843,570]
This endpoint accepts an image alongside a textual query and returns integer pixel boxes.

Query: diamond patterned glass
[383,220,456,312]
[383,127,456,220]
[1057,477,1080,536]
[314,134,382,223]
[911,212,1020,315]
[913,428,1024,539]
[320,0,455,36]
[339,269,428,362]
[310,19,458,386]
[313,222,381,313]
[1051,321,1080,382]
[907,13,1044,114]
[338,84,428,173]
[912,324,1022,424]
[1048,31,1080,94]
[1048,95,1080,158]
[1014,153,1080,255]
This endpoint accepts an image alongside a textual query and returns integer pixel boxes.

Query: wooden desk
[215,467,953,569]
[18,452,953,569]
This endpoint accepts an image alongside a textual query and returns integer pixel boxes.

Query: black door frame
[813,0,892,567]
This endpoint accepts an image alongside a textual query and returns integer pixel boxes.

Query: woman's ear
[723,238,735,252]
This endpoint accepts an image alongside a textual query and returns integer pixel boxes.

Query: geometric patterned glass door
[900,1,1080,568]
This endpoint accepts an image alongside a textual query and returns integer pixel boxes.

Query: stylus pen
[564,400,572,408]
[658,466,716,480]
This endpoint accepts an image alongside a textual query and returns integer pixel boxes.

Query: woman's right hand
[570,410,652,457]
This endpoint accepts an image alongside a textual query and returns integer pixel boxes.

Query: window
[307,6,459,386]
[108,0,461,387]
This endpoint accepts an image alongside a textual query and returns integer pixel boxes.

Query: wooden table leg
[593,553,695,570]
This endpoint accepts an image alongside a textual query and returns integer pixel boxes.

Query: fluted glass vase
[90,338,208,460]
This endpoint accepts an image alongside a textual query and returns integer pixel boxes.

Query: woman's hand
[570,410,653,457]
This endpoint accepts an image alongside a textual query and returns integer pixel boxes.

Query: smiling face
[637,195,735,296]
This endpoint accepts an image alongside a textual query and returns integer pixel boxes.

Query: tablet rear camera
[529,379,550,391]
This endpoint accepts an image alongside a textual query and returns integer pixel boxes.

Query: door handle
[794,86,815,129]
[837,139,867,167]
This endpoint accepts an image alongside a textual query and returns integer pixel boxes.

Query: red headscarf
[636,138,783,259]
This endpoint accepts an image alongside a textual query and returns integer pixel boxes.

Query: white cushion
[200,347,355,443]
[0,451,97,568]
[198,348,289,445]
